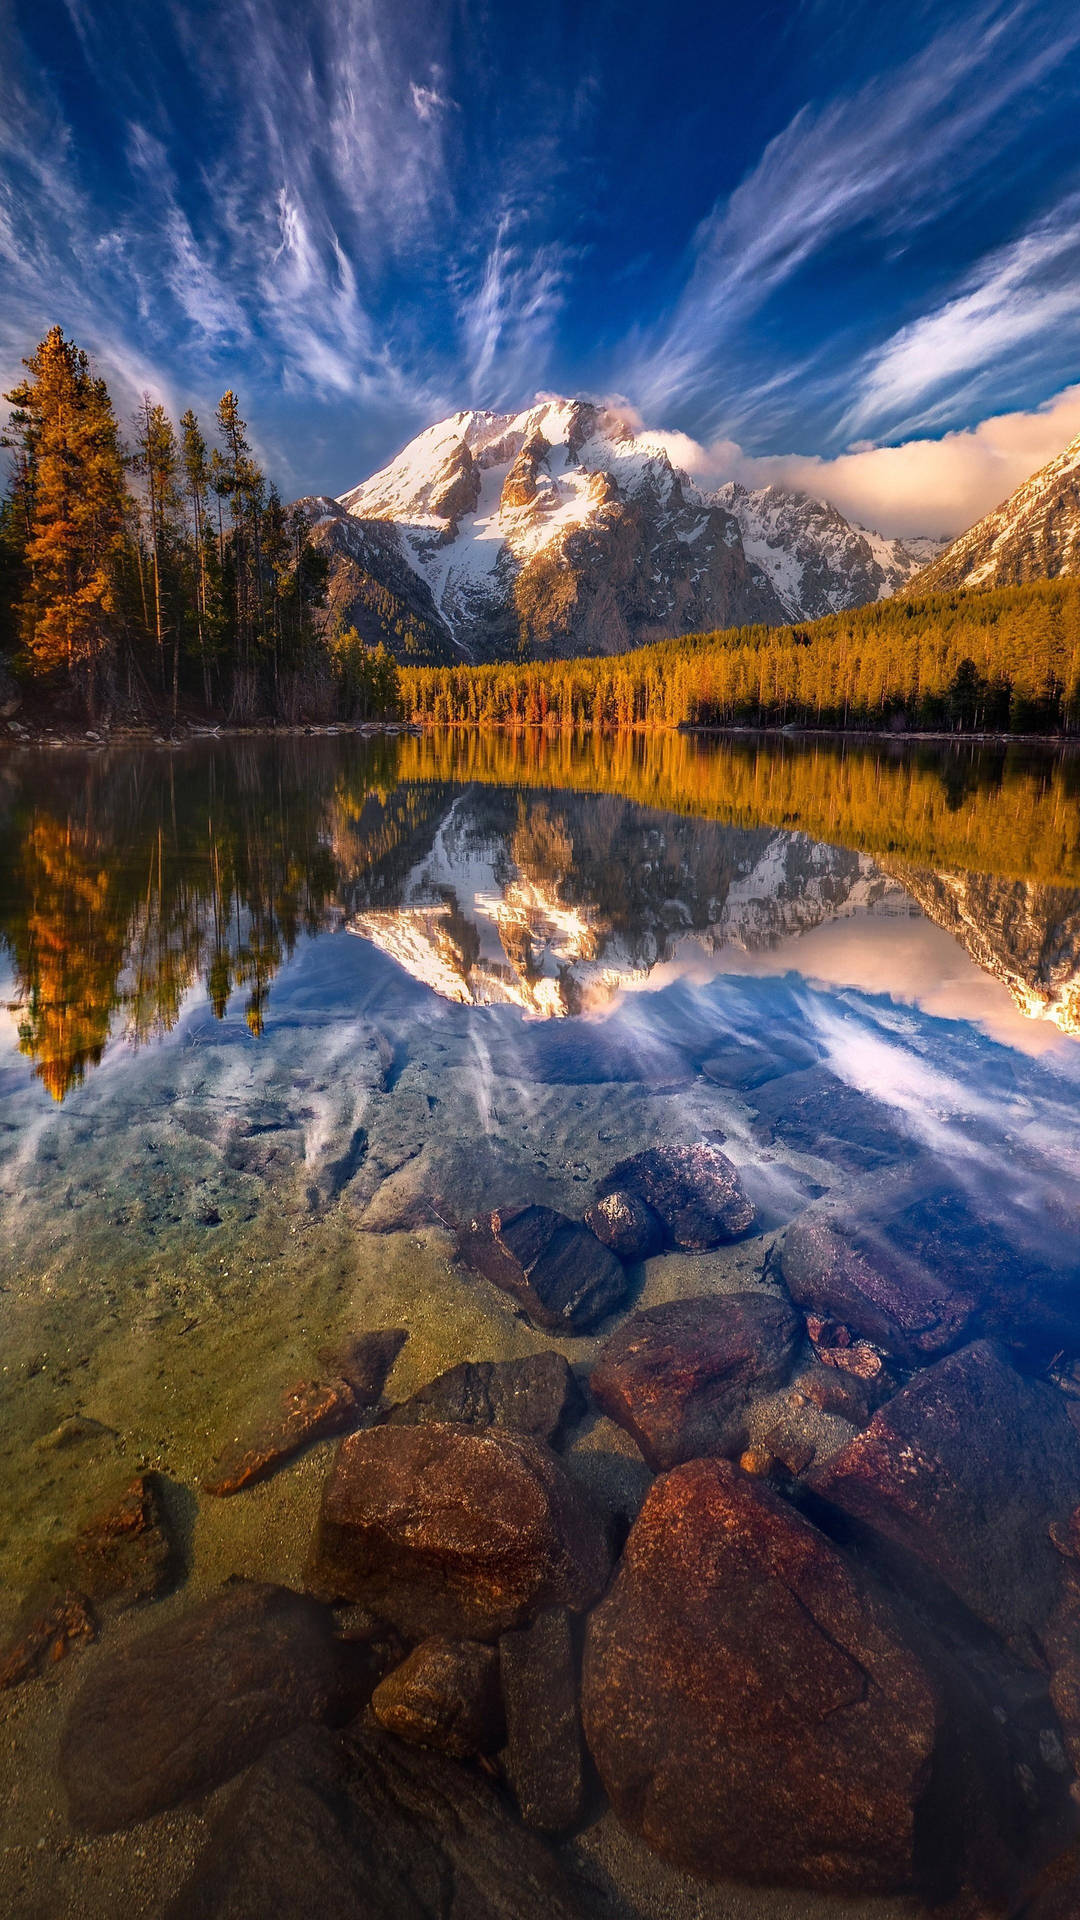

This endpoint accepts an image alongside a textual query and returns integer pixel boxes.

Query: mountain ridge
[298,397,940,664]
[912,430,1080,593]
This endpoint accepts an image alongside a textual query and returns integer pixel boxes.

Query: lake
[1,730,1080,1918]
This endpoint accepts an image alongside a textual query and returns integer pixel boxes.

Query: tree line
[402,577,1080,735]
[0,326,401,725]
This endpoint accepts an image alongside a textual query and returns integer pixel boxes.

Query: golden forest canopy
[401,576,1080,736]
[0,731,1077,1099]
[0,326,402,725]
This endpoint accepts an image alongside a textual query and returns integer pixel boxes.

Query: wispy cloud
[843,195,1080,438]
[458,213,572,406]
[629,1,1080,428]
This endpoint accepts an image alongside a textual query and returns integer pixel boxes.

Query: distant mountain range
[297,399,942,664]
[296,400,1080,664]
[911,429,1080,593]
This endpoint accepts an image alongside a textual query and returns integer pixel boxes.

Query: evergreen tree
[3,326,128,716]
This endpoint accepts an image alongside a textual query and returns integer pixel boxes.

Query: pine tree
[132,396,185,715]
[4,326,128,716]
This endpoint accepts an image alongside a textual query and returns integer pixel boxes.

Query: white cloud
[844,195,1080,438]
[458,214,571,405]
[621,386,1080,540]
[630,1,1080,424]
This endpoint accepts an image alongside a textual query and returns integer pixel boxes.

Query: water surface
[1,730,1079,1917]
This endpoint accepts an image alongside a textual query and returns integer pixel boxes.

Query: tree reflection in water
[0,730,1077,1099]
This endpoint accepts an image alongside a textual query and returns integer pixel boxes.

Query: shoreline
[2,716,1077,751]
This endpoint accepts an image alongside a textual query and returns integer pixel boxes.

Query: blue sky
[2,0,1080,531]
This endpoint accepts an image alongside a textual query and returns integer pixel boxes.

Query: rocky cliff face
[887,865,1080,1035]
[912,431,1080,592]
[714,482,942,621]
[308,399,937,663]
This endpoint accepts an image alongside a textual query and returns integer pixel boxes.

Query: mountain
[912,431,1080,593]
[347,785,913,1017]
[299,398,938,664]
[343,782,1080,1036]
[714,482,943,622]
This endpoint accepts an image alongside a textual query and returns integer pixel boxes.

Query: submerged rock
[501,1606,585,1832]
[594,1143,755,1250]
[751,1067,918,1172]
[165,1720,594,1920]
[0,1589,95,1690]
[458,1204,629,1331]
[582,1457,938,1892]
[61,1582,358,1832]
[67,1472,179,1609]
[308,1421,611,1639]
[780,1205,976,1362]
[590,1292,801,1470]
[384,1352,583,1445]
[372,1637,503,1759]
[583,1188,664,1263]
[204,1328,405,1496]
[808,1341,1080,1654]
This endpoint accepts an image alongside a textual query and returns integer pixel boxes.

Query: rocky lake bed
[1,735,1080,1918]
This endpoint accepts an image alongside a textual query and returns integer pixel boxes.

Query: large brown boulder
[61,1582,360,1832]
[458,1205,629,1331]
[383,1352,583,1445]
[594,1143,755,1250]
[808,1341,1080,1655]
[590,1292,801,1470]
[582,1458,938,1892]
[166,1719,594,1920]
[308,1422,611,1639]
[780,1205,975,1362]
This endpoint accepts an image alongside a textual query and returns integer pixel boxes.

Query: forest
[401,577,1080,735]
[0,326,400,726]
[4,325,1080,739]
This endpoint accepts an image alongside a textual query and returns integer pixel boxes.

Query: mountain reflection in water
[0,731,1078,1100]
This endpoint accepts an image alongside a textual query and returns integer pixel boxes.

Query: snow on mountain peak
[312,397,943,661]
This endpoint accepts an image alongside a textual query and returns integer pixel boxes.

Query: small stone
[204,1378,362,1495]
[780,1205,975,1362]
[205,1330,406,1497]
[594,1143,755,1250]
[0,1591,96,1690]
[817,1340,884,1381]
[458,1205,629,1331]
[384,1352,583,1445]
[372,1637,503,1758]
[583,1189,663,1263]
[501,1607,584,1832]
[68,1473,179,1609]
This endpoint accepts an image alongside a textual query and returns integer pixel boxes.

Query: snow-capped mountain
[299,398,937,663]
[912,430,1080,592]
[714,482,943,622]
[347,789,912,1016]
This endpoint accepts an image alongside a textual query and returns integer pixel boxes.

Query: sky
[2,0,1080,535]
